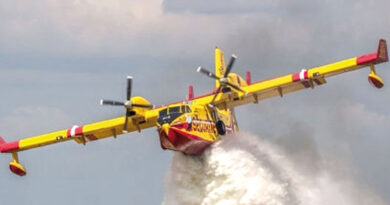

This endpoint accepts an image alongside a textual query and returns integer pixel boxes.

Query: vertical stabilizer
[215,47,226,88]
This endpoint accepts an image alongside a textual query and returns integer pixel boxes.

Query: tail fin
[215,47,226,88]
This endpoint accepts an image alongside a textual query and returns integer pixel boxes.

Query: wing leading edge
[212,39,388,108]
[0,111,159,154]
[0,108,159,175]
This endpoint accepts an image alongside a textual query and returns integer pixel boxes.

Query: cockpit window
[169,106,180,114]
[183,105,191,113]
[157,105,191,125]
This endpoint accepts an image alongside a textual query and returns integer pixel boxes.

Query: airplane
[0,39,388,176]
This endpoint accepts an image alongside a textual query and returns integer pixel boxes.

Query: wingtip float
[1,39,388,176]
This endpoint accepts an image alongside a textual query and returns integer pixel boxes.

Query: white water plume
[162,132,384,205]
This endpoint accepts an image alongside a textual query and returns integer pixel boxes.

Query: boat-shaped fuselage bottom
[156,104,235,155]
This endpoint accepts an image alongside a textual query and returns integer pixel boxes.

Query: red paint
[167,128,177,143]
[188,86,194,100]
[158,126,213,155]
[357,39,388,65]
[357,52,377,65]
[368,76,384,88]
[246,71,251,85]
[67,126,83,138]
[292,73,300,82]
[172,128,212,154]
[304,70,308,79]
[9,164,26,176]
[0,141,19,153]
[75,126,83,136]
[66,129,71,138]
[172,128,204,141]
[0,137,6,145]
[171,122,188,130]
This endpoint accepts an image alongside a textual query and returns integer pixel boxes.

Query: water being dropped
[162,132,384,205]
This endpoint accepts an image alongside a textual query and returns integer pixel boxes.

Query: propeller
[197,55,246,105]
[100,76,153,132]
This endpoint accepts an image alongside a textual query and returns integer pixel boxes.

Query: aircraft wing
[0,109,159,154]
[214,39,388,108]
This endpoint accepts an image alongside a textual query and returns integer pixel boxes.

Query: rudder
[215,47,226,88]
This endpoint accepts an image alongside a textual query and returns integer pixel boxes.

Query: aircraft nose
[162,123,170,136]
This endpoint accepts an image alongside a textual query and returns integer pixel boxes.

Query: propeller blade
[132,103,154,108]
[123,110,131,132]
[210,86,222,105]
[226,82,246,93]
[127,76,133,100]
[197,67,219,80]
[100,100,125,106]
[224,55,237,77]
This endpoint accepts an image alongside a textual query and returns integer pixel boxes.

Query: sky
[0,0,389,204]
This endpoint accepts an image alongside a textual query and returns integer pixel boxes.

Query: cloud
[163,0,278,14]
[0,106,73,138]
[0,0,389,204]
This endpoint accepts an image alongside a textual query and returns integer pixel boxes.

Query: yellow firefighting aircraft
[0,39,388,176]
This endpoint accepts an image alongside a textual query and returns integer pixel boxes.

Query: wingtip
[232,54,237,59]
[127,76,133,79]
[197,66,202,72]
[100,99,104,106]
[378,38,388,62]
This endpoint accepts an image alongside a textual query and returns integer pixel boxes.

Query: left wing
[0,107,160,176]
[212,39,388,108]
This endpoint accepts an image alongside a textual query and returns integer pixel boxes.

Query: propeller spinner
[100,76,153,132]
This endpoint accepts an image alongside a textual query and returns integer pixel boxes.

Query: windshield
[157,105,191,125]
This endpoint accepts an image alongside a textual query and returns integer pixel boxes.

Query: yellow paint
[19,130,69,151]
[308,57,358,77]
[3,41,388,176]
[9,161,26,173]
[215,47,226,88]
